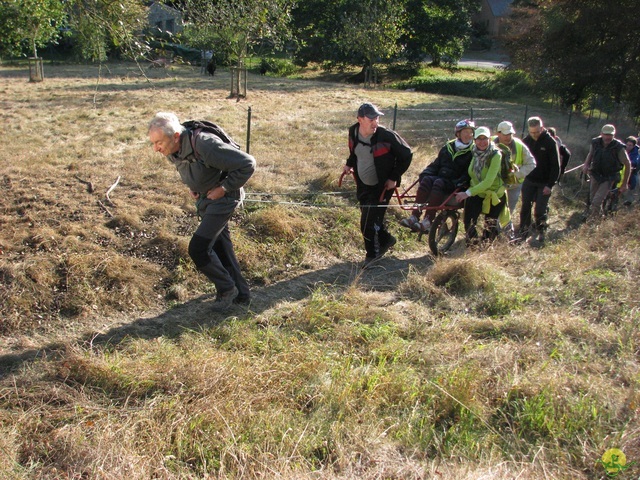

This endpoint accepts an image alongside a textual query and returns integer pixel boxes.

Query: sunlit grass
[0,62,638,479]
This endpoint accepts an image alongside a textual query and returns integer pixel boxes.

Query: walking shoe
[510,235,526,245]
[378,235,397,258]
[411,218,431,233]
[212,286,239,312]
[233,294,251,306]
[362,235,397,270]
[400,215,419,229]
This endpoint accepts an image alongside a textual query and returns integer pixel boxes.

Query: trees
[340,0,405,84]
[0,0,149,66]
[181,0,294,68]
[65,0,148,63]
[0,0,66,59]
[289,0,344,66]
[291,0,481,75]
[502,0,640,112]
[403,0,481,66]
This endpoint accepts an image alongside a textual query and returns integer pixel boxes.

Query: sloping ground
[0,62,638,479]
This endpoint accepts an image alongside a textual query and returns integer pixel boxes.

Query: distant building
[148,1,183,34]
[474,0,514,36]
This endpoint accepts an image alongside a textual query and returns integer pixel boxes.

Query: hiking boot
[212,286,239,312]
[400,215,419,229]
[362,235,397,270]
[378,235,397,258]
[234,294,251,306]
[412,218,431,233]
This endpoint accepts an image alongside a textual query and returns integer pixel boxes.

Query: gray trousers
[506,184,522,216]
[589,177,615,216]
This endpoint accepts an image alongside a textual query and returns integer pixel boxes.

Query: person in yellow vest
[493,121,536,238]
[455,126,507,246]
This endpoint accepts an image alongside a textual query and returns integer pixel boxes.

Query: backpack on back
[495,142,517,185]
[182,120,241,161]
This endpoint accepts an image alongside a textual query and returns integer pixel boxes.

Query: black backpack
[182,120,241,161]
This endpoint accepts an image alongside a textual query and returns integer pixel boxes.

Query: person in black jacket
[399,119,475,233]
[343,103,413,268]
[516,116,560,244]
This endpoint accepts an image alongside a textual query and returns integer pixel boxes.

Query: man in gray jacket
[148,112,256,311]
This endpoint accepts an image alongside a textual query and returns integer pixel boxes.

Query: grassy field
[0,61,638,479]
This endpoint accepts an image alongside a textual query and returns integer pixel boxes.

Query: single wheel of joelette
[428,210,460,255]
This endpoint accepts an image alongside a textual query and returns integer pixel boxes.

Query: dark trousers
[189,212,250,297]
[518,178,550,237]
[463,194,506,243]
[357,184,394,258]
[629,169,638,190]
[414,176,455,221]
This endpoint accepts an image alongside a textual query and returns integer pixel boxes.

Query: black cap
[358,103,384,119]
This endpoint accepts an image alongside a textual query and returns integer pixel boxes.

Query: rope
[243,197,420,209]
[563,163,584,174]
[244,191,350,197]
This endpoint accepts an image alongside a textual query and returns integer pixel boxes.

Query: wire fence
[244,101,635,157]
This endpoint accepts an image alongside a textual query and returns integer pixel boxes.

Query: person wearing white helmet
[400,119,475,233]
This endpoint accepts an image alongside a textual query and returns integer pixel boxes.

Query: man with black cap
[582,124,631,218]
[343,103,413,268]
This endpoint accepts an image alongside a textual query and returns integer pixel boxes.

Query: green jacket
[468,145,507,217]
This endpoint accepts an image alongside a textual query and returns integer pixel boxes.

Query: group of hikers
[146,104,635,309]
[343,103,635,268]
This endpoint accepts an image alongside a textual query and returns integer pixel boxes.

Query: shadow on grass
[0,253,435,379]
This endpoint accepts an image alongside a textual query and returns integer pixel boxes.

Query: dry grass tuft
[429,256,496,294]
[247,205,318,241]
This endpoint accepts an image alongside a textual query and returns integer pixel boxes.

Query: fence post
[521,105,529,137]
[470,107,473,121]
[393,103,397,131]
[246,106,252,154]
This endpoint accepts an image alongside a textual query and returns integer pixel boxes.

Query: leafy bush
[386,61,423,79]
[256,57,298,77]
[395,75,487,97]
[393,67,539,101]
[485,68,538,98]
